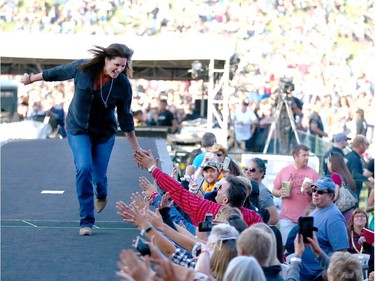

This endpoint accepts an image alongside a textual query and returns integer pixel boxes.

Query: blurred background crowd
[0,0,374,153]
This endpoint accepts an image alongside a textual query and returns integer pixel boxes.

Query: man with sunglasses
[299,177,349,281]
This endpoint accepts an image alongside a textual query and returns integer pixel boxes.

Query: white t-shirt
[232,108,257,141]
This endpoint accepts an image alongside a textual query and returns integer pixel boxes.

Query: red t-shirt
[330,172,342,186]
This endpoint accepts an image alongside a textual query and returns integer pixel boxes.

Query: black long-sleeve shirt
[43,60,134,142]
[346,150,368,192]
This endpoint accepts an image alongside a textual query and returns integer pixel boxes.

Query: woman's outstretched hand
[134,150,155,170]
[20,73,32,85]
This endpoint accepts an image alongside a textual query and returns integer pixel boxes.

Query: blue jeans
[68,134,115,227]
[152,194,196,235]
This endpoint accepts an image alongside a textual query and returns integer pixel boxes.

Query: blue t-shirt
[192,152,206,169]
[300,204,349,281]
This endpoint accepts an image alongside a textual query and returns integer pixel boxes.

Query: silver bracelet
[147,164,157,173]
[28,73,34,84]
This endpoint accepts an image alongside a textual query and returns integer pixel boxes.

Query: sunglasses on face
[244,167,257,173]
[311,188,330,195]
[216,153,224,157]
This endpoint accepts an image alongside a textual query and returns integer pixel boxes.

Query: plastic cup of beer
[301,177,313,192]
[282,181,291,197]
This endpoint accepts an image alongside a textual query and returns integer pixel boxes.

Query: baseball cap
[310,177,335,192]
[333,133,351,143]
[202,161,219,171]
[242,98,249,106]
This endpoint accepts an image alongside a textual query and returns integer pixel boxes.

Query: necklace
[351,230,363,253]
[100,75,114,108]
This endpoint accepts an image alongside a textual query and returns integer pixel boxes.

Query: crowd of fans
[111,133,374,281]
[1,0,374,150]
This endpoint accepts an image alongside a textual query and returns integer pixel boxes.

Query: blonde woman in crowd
[223,256,266,281]
[327,252,363,281]
[195,223,239,281]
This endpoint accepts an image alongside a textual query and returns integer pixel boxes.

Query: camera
[198,213,213,232]
[279,77,295,94]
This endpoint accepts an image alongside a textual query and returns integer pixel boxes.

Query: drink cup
[301,177,313,192]
[282,181,291,197]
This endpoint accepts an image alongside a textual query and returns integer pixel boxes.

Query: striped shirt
[152,168,263,226]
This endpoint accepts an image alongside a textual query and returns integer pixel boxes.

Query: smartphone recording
[298,216,314,243]
[222,157,231,171]
[198,213,213,232]
[134,236,151,256]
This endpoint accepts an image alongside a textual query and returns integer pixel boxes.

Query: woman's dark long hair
[226,159,242,176]
[329,152,356,191]
[80,43,134,77]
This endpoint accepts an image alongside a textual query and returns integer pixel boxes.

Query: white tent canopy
[1,33,235,80]
[1,33,235,146]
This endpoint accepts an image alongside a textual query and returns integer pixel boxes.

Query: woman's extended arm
[116,201,176,256]
[174,223,202,243]
[147,209,198,252]
[125,130,142,152]
[21,73,44,85]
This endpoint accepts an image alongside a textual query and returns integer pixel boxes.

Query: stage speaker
[194,99,208,118]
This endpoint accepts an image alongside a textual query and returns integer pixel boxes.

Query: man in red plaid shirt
[135,150,263,227]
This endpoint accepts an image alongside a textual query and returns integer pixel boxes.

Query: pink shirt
[273,165,319,223]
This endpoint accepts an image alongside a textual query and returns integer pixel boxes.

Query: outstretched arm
[116,201,176,256]
[21,73,44,85]
[306,233,330,271]
[147,209,198,252]
[126,130,142,152]
[134,150,221,225]
[139,176,196,234]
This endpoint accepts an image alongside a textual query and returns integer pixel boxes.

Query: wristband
[28,73,34,84]
[140,225,154,236]
[200,250,210,256]
[290,257,302,263]
[181,175,191,181]
[148,191,159,204]
[192,242,202,258]
[148,164,157,173]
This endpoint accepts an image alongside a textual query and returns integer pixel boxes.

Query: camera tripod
[263,96,300,154]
